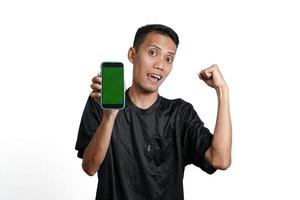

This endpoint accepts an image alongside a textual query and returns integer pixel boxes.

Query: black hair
[133,24,179,51]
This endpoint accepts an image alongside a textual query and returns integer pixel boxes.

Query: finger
[200,70,206,79]
[201,70,211,79]
[90,91,101,99]
[198,72,204,80]
[204,70,212,79]
[90,83,101,91]
[92,76,102,84]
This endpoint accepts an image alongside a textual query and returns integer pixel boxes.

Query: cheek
[140,54,153,67]
[165,65,173,74]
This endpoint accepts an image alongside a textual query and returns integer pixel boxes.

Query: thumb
[200,69,213,79]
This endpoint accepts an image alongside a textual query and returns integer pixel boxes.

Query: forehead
[140,32,177,53]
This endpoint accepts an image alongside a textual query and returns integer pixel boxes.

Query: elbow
[212,157,231,170]
[206,147,231,170]
[82,159,101,176]
[216,159,231,170]
[83,166,97,176]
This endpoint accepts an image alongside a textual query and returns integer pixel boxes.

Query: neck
[128,85,159,109]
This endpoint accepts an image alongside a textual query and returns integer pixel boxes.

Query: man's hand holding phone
[90,73,102,102]
[90,73,119,116]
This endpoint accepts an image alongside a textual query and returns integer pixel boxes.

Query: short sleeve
[75,96,103,158]
[180,102,217,174]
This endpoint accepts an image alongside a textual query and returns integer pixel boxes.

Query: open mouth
[147,73,162,82]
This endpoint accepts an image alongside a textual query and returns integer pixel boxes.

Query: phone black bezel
[100,62,125,110]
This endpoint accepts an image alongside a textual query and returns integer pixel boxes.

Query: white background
[1,0,300,199]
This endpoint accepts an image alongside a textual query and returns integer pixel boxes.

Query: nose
[153,57,165,71]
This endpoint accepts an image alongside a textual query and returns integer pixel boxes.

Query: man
[75,24,232,200]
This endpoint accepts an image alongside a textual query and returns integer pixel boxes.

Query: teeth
[153,74,161,80]
[149,73,161,80]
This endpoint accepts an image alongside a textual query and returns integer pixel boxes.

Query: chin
[139,84,159,94]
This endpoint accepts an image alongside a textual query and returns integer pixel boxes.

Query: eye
[149,49,158,57]
[166,56,174,64]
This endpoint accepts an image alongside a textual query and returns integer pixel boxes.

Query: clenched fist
[198,64,228,89]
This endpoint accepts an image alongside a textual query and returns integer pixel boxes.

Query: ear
[128,47,136,64]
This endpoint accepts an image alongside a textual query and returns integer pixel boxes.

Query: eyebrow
[149,44,176,56]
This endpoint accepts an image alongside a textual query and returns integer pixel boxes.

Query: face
[128,32,177,94]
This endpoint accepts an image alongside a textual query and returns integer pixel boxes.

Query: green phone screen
[101,63,124,109]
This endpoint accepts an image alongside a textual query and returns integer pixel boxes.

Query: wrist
[215,85,229,100]
[103,110,119,119]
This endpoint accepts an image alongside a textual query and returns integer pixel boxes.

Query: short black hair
[133,24,179,51]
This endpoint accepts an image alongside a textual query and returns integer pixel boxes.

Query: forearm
[206,85,232,169]
[82,112,117,176]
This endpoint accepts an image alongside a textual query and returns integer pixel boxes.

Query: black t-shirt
[75,89,216,200]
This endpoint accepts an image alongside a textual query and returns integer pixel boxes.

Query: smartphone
[101,62,125,110]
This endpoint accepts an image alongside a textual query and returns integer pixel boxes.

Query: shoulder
[159,96,194,112]
[82,96,103,117]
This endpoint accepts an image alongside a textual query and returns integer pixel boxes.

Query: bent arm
[82,111,118,176]
[205,86,232,170]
